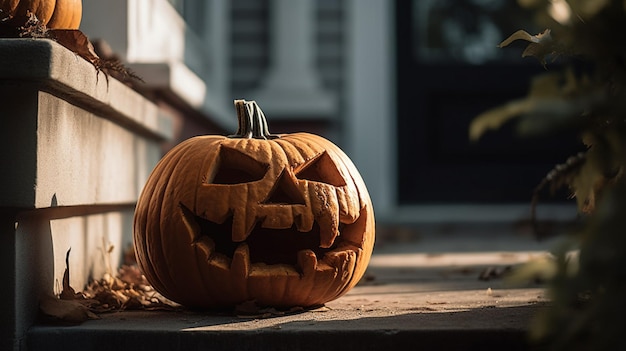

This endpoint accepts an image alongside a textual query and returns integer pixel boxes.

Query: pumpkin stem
[230,99,278,140]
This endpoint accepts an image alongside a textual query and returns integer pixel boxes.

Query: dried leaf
[501,29,553,48]
[0,8,8,22]
[81,264,181,312]
[47,29,100,65]
[39,295,99,324]
[498,29,541,47]
[118,264,143,286]
[0,18,143,84]
[51,246,180,320]
[49,29,143,83]
[0,10,47,38]
[59,248,83,300]
[499,29,555,65]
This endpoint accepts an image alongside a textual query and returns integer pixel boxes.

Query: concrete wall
[0,39,172,351]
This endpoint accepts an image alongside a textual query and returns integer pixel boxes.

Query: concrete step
[27,306,538,351]
[26,233,551,351]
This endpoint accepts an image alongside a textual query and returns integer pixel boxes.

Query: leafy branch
[472,0,626,349]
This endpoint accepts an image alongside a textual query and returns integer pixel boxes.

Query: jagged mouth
[180,203,364,275]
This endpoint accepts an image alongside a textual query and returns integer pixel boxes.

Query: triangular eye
[209,146,268,184]
[295,152,347,187]
[263,171,306,205]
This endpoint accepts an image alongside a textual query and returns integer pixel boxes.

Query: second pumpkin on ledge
[0,0,82,29]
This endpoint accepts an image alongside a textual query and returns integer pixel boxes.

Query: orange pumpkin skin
[133,100,375,309]
[46,0,81,29]
[0,0,81,29]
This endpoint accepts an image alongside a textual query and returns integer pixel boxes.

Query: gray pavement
[26,227,558,351]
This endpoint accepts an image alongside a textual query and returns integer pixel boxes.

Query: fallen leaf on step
[39,294,99,325]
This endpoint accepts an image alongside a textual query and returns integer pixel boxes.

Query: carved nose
[263,171,306,205]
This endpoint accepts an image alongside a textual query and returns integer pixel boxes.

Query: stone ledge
[0,38,172,140]
[0,38,173,209]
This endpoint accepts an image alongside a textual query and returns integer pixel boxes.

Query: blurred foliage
[530,182,626,350]
[470,0,626,349]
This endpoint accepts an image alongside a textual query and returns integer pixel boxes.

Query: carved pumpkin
[133,100,375,309]
[0,0,82,29]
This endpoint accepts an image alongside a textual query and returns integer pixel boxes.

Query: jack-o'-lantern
[133,99,375,309]
[0,0,82,29]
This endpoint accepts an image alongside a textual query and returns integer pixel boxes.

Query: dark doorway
[395,0,583,204]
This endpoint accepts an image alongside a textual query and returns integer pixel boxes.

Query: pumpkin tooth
[231,212,254,242]
[261,213,293,229]
[231,243,251,279]
[318,220,339,248]
[324,249,358,266]
[296,249,318,276]
[323,249,357,278]
[193,236,215,260]
[294,214,314,232]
